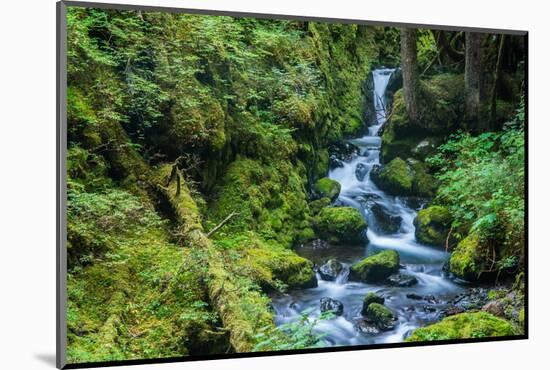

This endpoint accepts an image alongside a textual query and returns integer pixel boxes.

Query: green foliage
[253,309,333,351]
[406,312,515,341]
[314,206,367,244]
[427,104,525,275]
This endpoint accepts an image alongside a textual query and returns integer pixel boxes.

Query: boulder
[386,273,418,287]
[313,177,341,201]
[328,141,360,162]
[365,303,395,330]
[329,155,344,170]
[414,206,453,247]
[361,292,385,315]
[405,312,515,342]
[356,320,381,335]
[318,259,344,281]
[370,158,414,196]
[370,203,402,234]
[349,250,400,283]
[320,297,344,316]
[355,163,369,181]
[449,233,483,281]
[314,206,367,244]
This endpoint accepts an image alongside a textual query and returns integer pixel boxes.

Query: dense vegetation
[65,6,526,364]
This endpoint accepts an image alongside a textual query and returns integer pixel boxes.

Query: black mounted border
[57,1,529,369]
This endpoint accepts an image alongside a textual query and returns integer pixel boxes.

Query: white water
[271,68,465,346]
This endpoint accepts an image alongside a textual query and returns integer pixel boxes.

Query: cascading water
[271,68,465,346]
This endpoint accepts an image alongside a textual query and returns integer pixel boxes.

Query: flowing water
[270,68,465,346]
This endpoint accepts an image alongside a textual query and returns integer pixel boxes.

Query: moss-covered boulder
[406,312,515,341]
[370,158,414,196]
[365,303,395,330]
[314,206,367,244]
[349,250,400,283]
[313,177,341,201]
[241,236,318,290]
[449,232,484,281]
[361,292,385,315]
[410,161,437,198]
[414,206,453,246]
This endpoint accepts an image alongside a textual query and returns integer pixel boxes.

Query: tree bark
[400,28,420,123]
[465,32,484,126]
[490,35,506,129]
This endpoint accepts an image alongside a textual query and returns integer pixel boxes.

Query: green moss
[370,158,414,196]
[449,232,482,281]
[309,197,332,215]
[207,158,312,247]
[411,161,437,198]
[406,312,515,341]
[314,206,367,244]
[365,303,394,326]
[361,292,385,315]
[414,206,452,246]
[313,177,341,201]
[349,250,400,282]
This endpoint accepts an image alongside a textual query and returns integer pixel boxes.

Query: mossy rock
[309,197,332,215]
[365,303,395,330]
[230,234,318,290]
[406,312,515,341]
[361,292,385,315]
[449,232,484,281]
[349,250,400,283]
[314,206,367,244]
[313,177,341,201]
[410,161,437,198]
[370,158,414,196]
[414,206,453,246]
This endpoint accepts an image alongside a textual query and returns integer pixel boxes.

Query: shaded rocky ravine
[270,68,469,346]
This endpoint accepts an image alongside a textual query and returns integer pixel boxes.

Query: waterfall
[270,68,464,348]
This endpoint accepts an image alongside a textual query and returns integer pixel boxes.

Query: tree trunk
[465,32,483,126]
[400,28,420,122]
[490,35,506,129]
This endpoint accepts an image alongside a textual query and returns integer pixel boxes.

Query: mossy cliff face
[414,206,453,247]
[314,206,367,244]
[349,250,400,283]
[406,312,515,341]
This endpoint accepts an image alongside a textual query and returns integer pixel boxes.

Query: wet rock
[406,293,423,300]
[349,250,400,283]
[319,259,344,281]
[355,163,369,181]
[328,141,360,162]
[361,292,385,315]
[320,297,344,316]
[423,305,437,313]
[482,301,507,318]
[370,203,402,234]
[364,303,395,330]
[370,158,414,196]
[356,320,381,335]
[449,288,490,311]
[443,306,465,317]
[386,273,418,287]
[329,155,344,170]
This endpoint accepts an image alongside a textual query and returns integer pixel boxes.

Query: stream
[270,68,466,346]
